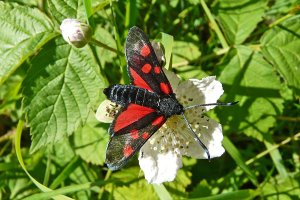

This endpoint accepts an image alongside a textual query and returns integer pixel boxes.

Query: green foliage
[0,0,299,199]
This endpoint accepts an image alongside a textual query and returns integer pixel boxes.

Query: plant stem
[200,0,229,48]
[0,129,15,143]
[246,132,300,165]
[90,38,123,56]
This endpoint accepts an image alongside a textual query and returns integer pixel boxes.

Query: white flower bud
[60,19,92,48]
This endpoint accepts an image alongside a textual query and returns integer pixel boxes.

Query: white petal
[95,100,120,123]
[183,116,225,159]
[175,76,224,112]
[139,141,182,184]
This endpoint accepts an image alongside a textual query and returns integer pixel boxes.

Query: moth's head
[103,87,111,98]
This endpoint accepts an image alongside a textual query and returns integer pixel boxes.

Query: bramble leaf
[217,45,284,141]
[0,2,56,85]
[261,18,300,96]
[73,113,108,165]
[217,0,267,45]
[22,38,104,152]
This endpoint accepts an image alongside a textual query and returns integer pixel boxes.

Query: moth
[103,26,237,170]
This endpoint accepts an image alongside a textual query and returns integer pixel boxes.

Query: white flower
[60,19,92,48]
[96,70,225,184]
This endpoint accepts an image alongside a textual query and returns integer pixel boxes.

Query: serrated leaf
[73,113,109,165]
[262,175,300,200]
[165,166,191,199]
[47,0,86,23]
[217,45,283,141]
[111,167,159,200]
[172,41,201,66]
[261,18,300,96]
[22,38,104,152]
[217,0,267,45]
[0,2,56,85]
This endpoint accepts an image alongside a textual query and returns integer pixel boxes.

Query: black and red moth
[103,26,236,170]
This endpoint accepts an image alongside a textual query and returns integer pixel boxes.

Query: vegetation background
[0,0,299,199]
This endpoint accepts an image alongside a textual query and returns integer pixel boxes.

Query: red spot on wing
[142,64,152,73]
[130,129,139,140]
[152,116,165,126]
[123,145,134,157]
[129,68,153,91]
[154,66,160,74]
[160,83,171,95]
[140,45,151,57]
[142,132,150,139]
[114,104,155,132]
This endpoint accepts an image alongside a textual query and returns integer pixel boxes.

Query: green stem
[98,169,112,199]
[110,0,128,84]
[90,38,123,56]
[200,0,229,48]
[269,13,293,28]
[172,47,229,68]
[246,132,300,165]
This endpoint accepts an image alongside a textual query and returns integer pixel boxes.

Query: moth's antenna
[181,113,211,160]
[184,101,238,110]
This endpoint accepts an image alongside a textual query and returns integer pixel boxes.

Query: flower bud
[60,19,92,48]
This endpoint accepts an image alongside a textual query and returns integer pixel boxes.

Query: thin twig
[90,38,124,56]
[0,129,16,143]
[246,132,300,165]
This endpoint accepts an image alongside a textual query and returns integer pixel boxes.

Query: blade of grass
[153,184,173,200]
[125,0,137,29]
[83,0,95,29]
[15,120,74,200]
[223,136,258,186]
[263,133,288,179]
[22,182,93,200]
[110,0,128,84]
[189,189,258,200]
[50,156,82,189]
[199,0,229,48]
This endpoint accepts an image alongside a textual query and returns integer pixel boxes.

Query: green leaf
[112,167,159,200]
[93,26,118,67]
[159,32,174,70]
[262,174,300,200]
[261,17,300,96]
[223,137,258,186]
[15,120,74,200]
[165,162,192,199]
[217,45,284,141]
[22,38,104,152]
[0,2,56,85]
[47,0,86,23]
[217,0,267,45]
[172,41,201,67]
[73,113,109,165]
[189,189,258,200]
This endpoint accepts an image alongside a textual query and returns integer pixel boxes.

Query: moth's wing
[106,103,166,170]
[125,26,173,96]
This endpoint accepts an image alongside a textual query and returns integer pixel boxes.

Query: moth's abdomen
[103,84,159,108]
